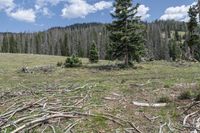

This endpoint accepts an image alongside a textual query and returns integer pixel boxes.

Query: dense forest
[0,20,189,60]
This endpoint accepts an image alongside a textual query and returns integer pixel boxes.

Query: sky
[0,0,197,32]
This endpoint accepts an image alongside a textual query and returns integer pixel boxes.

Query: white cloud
[8,9,36,23]
[0,0,15,12]
[61,0,112,19]
[136,5,150,21]
[35,0,63,18]
[36,0,65,9]
[160,2,197,22]
[94,1,112,10]
[42,7,53,17]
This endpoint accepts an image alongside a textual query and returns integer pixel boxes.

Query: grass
[1,53,200,132]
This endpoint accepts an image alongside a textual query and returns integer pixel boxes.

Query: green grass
[1,53,200,132]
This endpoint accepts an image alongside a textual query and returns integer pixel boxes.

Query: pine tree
[107,0,145,66]
[2,34,9,53]
[168,39,181,61]
[187,5,200,60]
[9,35,18,53]
[35,34,40,54]
[89,41,99,63]
[175,30,180,41]
[61,33,69,56]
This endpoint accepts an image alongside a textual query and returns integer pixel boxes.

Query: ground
[0,53,200,133]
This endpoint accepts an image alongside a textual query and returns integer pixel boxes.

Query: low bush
[64,55,82,68]
[178,91,192,100]
[195,93,200,101]
[157,96,171,103]
[57,61,63,67]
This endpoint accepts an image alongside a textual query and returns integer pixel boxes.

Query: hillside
[0,20,188,60]
[0,54,200,132]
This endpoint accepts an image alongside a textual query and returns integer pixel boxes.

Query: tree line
[0,21,188,59]
[0,0,200,63]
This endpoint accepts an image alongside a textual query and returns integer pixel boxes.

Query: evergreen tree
[2,34,9,53]
[168,39,181,61]
[107,0,145,66]
[61,33,69,56]
[35,34,40,54]
[24,37,28,53]
[187,5,200,60]
[175,30,180,41]
[9,35,18,53]
[76,41,84,57]
[89,41,99,63]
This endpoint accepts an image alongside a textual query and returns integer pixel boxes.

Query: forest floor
[0,53,200,133]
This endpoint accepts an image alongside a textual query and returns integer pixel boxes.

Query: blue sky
[0,0,197,32]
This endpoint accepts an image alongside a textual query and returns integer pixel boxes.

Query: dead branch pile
[20,65,56,73]
[0,83,141,133]
[181,101,200,132]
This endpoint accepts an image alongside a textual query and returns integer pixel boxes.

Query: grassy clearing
[0,53,200,132]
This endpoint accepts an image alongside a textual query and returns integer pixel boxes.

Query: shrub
[157,96,171,103]
[57,61,63,67]
[64,55,82,68]
[178,91,192,100]
[195,93,200,101]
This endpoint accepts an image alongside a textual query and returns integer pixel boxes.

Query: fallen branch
[182,101,200,114]
[10,114,79,133]
[2,114,44,129]
[133,101,167,107]
[159,122,167,133]
[183,111,199,126]
[64,120,80,133]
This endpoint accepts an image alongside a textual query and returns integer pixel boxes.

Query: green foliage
[89,41,99,63]
[61,33,69,56]
[35,33,40,54]
[56,61,63,67]
[157,96,171,103]
[175,30,180,41]
[9,35,18,53]
[2,34,9,53]
[187,6,198,37]
[178,91,192,100]
[195,93,200,101]
[64,55,82,68]
[107,0,145,66]
[187,5,200,61]
[168,39,182,61]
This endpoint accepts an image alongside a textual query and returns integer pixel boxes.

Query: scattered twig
[159,122,167,133]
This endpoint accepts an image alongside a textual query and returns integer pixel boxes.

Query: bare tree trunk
[198,0,200,22]
[124,52,129,66]
[124,17,129,66]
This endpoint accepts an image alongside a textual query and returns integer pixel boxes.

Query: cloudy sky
[0,0,197,32]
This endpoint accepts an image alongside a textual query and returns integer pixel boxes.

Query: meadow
[0,53,200,132]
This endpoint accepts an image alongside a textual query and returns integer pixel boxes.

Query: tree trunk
[124,51,129,66]
[198,0,200,22]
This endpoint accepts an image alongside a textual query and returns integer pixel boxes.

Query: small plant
[157,96,171,103]
[164,84,170,88]
[57,61,63,67]
[64,55,82,68]
[178,91,192,100]
[195,93,200,101]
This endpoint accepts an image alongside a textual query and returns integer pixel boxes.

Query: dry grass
[0,53,200,132]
